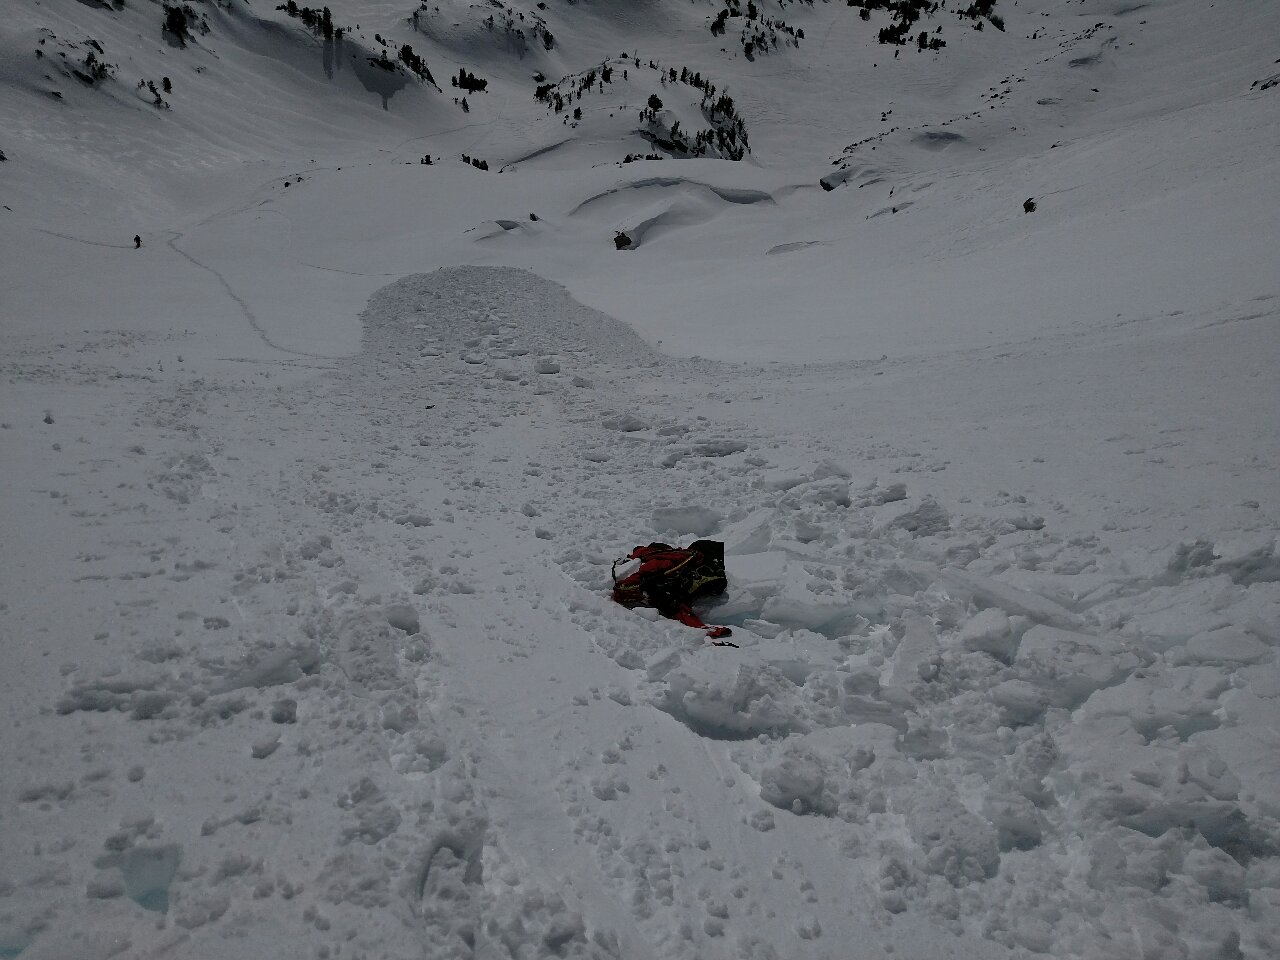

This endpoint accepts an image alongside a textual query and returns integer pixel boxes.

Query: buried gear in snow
[611,540,736,645]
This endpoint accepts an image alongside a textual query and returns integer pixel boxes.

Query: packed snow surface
[2,1,1279,958]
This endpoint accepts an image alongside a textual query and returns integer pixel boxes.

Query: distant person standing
[133,234,142,248]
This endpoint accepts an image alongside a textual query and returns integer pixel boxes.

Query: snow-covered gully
[6,267,1277,959]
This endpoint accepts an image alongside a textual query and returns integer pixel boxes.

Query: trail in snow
[164,231,328,360]
[4,268,1279,960]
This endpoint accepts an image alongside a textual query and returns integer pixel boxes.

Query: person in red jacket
[611,540,736,645]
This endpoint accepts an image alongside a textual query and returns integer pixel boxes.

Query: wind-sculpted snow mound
[568,177,775,249]
[570,178,776,214]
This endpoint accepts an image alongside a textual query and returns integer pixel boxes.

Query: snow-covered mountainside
[2,1,1279,958]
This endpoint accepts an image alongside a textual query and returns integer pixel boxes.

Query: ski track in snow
[3,266,1278,959]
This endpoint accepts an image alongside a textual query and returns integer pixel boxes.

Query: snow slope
[2,1,1280,958]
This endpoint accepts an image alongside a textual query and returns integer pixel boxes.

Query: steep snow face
[3,1,1280,959]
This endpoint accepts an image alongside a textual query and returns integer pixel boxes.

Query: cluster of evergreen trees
[38,33,122,91]
[163,5,189,45]
[480,4,555,52]
[850,1,939,46]
[162,4,208,47]
[276,5,444,89]
[962,0,1001,24]
[660,65,750,160]
[637,90,749,160]
[80,52,113,84]
[397,44,434,83]
[135,77,170,108]
[845,0,1003,48]
[532,53,750,161]
[709,1,806,59]
[453,69,488,94]
[74,39,115,86]
[276,2,341,41]
[534,62,618,115]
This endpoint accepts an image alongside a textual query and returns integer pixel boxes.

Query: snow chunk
[651,506,723,537]
[1079,665,1229,740]
[939,568,1083,630]
[982,793,1046,852]
[988,679,1051,725]
[56,673,170,718]
[213,642,322,694]
[1184,841,1247,902]
[695,440,749,458]
[759,469,809,492]
[174,892,230,930]
[1171,536,1280,586]
[395,513,433,528]
[759,745,832,816]
[339,778,401,845]
[1091,575,1240,645]
[1015,625,1146,708]
[591,772,630,800]
[251,735,280,759]
[957,608,1016,660]
[887,614,941,687]
[1212,535,1280,585]
[1177,628,1271,666]
[795,916,823,940]
[904,791,1000,885]
[384,602,421,634]
[86,871,126,899]
[602,413,647,432]
[868,482,908,505]
[1059,716,1259,857]
[334,612,406,695]
[715,550,870,640]
[658,663,810,739]
[270,698,298,724]
[889,497,950,537]
[118,844,182,913]
[1086,828,1180,894]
